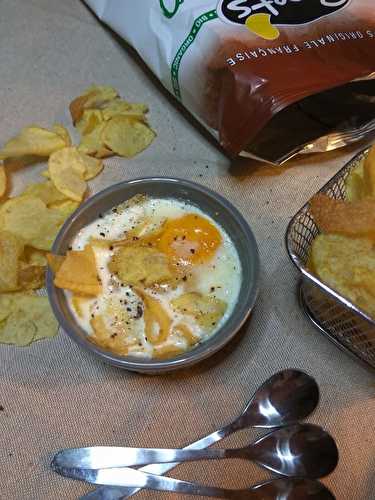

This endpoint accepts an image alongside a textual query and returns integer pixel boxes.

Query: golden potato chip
[137,290,171,344]
[0,164,6,198]
[102,116,156,158]
[18,264,45,290]
[0,294,15,322]
[0,294,58,345]
[48,147,87,202]
[22,180,68,206]
[89,315,132,356]
[53,245,101,296]
[50,199,80,218]
[76,109,104,136]
[171,292,227,330]
[101,99,148,121]
[310,194,375,239]
[311,234,375,318]
[70,85,118,124]
[24,247,47,267]
[79,152,103,180]
[0,231,24,292]
[77,121,111,158]
[0,126,66,160]
[0,311,37,346]
[46,253,65,274]
[52,124,72,147]
[0,196,66,250]
[109,246,175,287]
[363,145,375,197]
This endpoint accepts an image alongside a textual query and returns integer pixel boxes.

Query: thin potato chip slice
[52,124,72,147]
[79,152,103,180]
[77,121,110,158]
[0,165,6,198]
[22,180,68,206]
[76,110,104,136]
[48,147,87,201]
[102,116,156,158]
[0,196,66,251]
[18,264,46,290]
[70,85,118,124]
[0,231,24,292]
[53,245,101,296]
[0,294,58,346]
[0,126,66,160]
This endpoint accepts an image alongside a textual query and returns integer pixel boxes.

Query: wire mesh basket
[286,148,375,372]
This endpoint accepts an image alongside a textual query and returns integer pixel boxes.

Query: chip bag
[84,0,375,163]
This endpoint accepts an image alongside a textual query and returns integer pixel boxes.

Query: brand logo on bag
[160,0,184,18]
[217,0,351,40]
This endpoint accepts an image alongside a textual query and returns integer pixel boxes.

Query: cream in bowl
[49,194,242,360]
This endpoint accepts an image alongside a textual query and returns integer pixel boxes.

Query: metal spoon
[52,424,338,479]
[54,468,335,499]
[78,369,320,500]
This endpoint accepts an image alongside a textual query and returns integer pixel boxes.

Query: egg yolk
[157,214,222,264]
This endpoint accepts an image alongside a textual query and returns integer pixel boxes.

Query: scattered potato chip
[22,180,68,206]
[0,196,66,250]
[53,245,101,296]
[0,310,37,346]
[76,109,104,136]
[70,85,119,124]
[109,246,175,287]
[18,264,45,290]
[0,126,67,160]
[52,124,72,147]
[102,116,156,158]
[24,247,47,267]
[0,164,6,198]
[50,199,80,218]
[48,147,87,201]
[0,294,16,322]
[79,152,103,180]
[0,294,58,345]
[77,121,111,158]
[0,231,24,292]
[309,194,375,239]
[171,292,227,330]
[101,99,148,121]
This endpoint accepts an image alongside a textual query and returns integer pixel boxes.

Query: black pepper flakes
[99,232,105,237]
[68,246,72,251]
[109,246,114,251]
[190,249,195,254]
[182,276,187,282]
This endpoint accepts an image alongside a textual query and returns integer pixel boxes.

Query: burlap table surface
[0,1,374,499]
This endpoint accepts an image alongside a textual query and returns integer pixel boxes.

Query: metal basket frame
[286,148,375,372]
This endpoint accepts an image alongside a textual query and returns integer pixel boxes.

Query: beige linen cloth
[0,1,374,499]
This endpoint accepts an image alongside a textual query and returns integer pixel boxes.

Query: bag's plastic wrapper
[84,0,375,164]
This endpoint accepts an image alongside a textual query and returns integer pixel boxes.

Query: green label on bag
[160,0,184,19]
[171,9,218,99]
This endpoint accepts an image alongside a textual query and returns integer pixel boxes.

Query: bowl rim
[47,176,260,372]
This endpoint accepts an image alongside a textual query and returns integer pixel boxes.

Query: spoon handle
[58,466,256,499]
[79,421,239,500]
